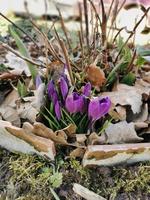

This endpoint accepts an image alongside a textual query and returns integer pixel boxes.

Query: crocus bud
[60,76,68,100]
[65,92,85,114]
[88,97,111,121]
[83,82,91,97]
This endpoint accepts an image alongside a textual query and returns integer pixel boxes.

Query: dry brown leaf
[70,148,85,158]
[62,124,77,137]
[6,125,56,160]
[88,132,103,145]
[76,134,87,146]
[85,64,106,88]
[32,122,68,145]
[0,120,55,159]
[100,121,143,144]
[83,143,150,167]
[102,84,142,114]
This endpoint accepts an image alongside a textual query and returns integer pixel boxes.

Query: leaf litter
[0,0,150,199]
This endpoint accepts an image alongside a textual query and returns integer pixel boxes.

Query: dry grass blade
[83,0,90,49]
[0,41,43,67]
[0,12,39,48]
[57,7,72,50]
[107,0,126,41]
[100,0,107,46]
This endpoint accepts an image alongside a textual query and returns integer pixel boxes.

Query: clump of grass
[8,153,62,200]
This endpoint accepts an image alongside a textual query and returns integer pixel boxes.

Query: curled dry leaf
[102,84,143,114]
[109,105,126,120]
[76,134,87,146]
[32,122,68,145]
[133,103,148,122]
[70,148,86,158]
[100,121,143,144]
[83,143,150,167]
[6,52,31,76]
[0,90,20,127]
[62,124,77,137]
[85,64,106,88]
[17,97,38,123]
[6,124,56,160]
[0,120,55,160]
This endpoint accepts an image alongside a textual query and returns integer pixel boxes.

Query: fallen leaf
[73,183,106,200]
[102,84,142,114]
[6,124,56,160]
[100,121,143,144]
[32,122,68,145]
[83,143,150,167]
[85,64,106,88]
[76,134,87,145]
[133,103,148,122]
[16,97,38,123]
[62,123,77,137]
[134,122,148,130]
[70,148,85,158]
[0,120,55,160]
[5,52,31,76]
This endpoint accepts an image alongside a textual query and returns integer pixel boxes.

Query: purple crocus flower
[35,75,42,89]
[83,82,91,97]
[59,76,68,100]
[88,97,111,122]
[47,80,61,120]
[65,92,85,114]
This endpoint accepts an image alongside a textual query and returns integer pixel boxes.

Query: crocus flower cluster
[47,70,111,131]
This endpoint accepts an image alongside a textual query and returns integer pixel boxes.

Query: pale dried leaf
[0,120,55,160]
[101,121,143,144]
[73,183,106,200]
[17,97,38,123]
[6,124,56,160]
[6,52,30,76]
[102,84,142,114]
[83,143,150,167]
[0,106,20,127]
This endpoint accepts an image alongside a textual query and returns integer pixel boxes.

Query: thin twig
[0,42,44,67]
[100,0,107,46]
[56,7,72,50]
[54,28,74,85]
[0,12,39,48]
[114,7,150,63]
[83,0,90,49]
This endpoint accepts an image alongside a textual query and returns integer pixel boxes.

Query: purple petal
[60,76,68,100]
[88,97,111,121]
[47,80,58,104]
[65,93,76,113]
[55,101,61,120]
[36,75,42,89]
[65,92,85,114]
[83,82,91,97]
